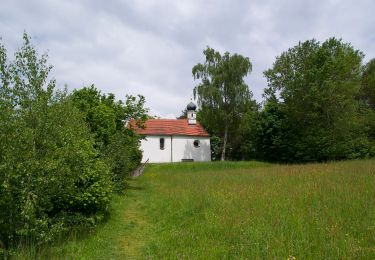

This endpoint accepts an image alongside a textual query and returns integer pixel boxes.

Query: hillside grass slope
[15,159,375,259]
[138,160,375,259]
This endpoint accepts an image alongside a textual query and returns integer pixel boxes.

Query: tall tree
[252,96,291,162]
[192,47,255,160]
[360,58,375,147]
[361,58,375,109]
[264,38,370,161]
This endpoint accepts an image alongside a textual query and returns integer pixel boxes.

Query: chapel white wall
[140,135,211,163]
[140,136,171,163]
[171,136,211,162]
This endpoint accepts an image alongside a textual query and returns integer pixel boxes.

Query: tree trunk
[221,124,228,161]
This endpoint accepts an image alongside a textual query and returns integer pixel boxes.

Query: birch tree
[192,47,254,160]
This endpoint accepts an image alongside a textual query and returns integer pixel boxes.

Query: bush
[0,33,112,247]
[71,86,147,189]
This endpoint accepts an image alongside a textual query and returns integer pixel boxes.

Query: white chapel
[131,102,211,163]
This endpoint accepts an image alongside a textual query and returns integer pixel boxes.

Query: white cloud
[1,0,374,115]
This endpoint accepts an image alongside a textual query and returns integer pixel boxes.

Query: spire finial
[187,100,197,111]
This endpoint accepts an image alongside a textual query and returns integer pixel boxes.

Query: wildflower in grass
[148,173,157,178]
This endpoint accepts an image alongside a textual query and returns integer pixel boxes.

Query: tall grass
[13,159,375,259]
[140,159,375,258]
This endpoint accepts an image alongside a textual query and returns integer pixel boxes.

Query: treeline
[193,38,375,162]
[0,33,147,250]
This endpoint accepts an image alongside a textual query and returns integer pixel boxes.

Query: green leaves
[70,86,147,190]
[0,32,147,249]
[361,59,375,109]
[0,33,113,247]
[192,47,256,160]
[261,38,371,162]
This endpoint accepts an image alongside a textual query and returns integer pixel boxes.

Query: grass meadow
[14,159,375,259]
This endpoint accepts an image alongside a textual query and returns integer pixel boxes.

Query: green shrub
[71,86,147,190]
[103,130,142,188]
[0,33,112,248]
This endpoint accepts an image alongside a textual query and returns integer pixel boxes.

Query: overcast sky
[1,0,374,118]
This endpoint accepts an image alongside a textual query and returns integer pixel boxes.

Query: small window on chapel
[193,140,200,148]
[160,138,165,150]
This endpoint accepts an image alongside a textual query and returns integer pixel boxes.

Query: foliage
[361,58,375,109]
[177,108,187,119]
[360,59,375,151]
[192,46,257,160]
[208,135,222,161]
[103,130,142,189]
[262,38,371,162]
[0,33,112,249]
[71,86,148,188]
[250,97,290,161]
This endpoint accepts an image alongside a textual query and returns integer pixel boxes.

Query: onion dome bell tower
[187,101,197,125]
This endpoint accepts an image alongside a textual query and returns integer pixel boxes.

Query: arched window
[160,138,165,150]
[193,140,200,148]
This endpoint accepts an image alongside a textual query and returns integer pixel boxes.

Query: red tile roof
[130,119,210,137]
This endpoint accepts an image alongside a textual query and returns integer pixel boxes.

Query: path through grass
[63,178,153,259]
[14,178,151,259]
